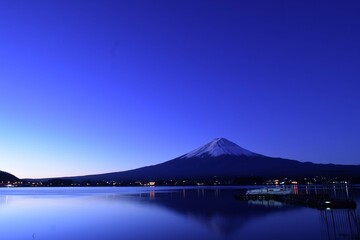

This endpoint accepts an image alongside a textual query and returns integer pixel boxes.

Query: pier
[236,193,357,210]
[236,185,357,210]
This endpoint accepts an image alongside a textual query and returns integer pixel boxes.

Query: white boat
[246,187,292,195]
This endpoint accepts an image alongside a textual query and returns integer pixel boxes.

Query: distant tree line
[21,175,360,187]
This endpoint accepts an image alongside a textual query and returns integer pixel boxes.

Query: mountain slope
[64,138,360,182]
[0,170,19,182]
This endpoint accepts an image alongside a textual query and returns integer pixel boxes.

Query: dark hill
[0,170,19,182]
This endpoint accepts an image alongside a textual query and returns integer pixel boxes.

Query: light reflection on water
[0,186,359,240]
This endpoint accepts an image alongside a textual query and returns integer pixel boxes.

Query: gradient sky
[1,0,360,178]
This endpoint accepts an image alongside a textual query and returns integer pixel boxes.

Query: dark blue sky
[1,0,360,178]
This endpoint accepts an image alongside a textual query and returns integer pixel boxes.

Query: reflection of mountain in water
[120,186,360,239]
[127,188,298,236]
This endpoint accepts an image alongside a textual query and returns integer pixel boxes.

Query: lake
[0,186,359,240]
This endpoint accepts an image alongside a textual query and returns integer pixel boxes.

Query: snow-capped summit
[181,138,259,158]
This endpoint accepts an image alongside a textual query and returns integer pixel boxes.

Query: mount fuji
[60,138,360,182]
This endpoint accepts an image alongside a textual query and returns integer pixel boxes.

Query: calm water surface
[0,186,359,240]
